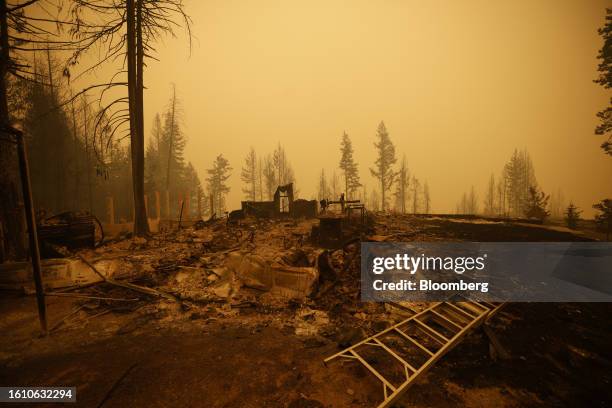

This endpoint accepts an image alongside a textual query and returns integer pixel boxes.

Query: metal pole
[15,130,47,334]
[177,200,184,230]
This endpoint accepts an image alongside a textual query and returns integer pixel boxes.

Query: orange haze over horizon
[44,0,612,217]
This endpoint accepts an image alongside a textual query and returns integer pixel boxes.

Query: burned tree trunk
[0,0,9,126]
[127,0,149,236]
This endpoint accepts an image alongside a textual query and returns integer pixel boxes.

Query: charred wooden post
[13,127,47,334]
[177,200,185,230]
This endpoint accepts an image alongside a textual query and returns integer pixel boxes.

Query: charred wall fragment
[241,183,317,219]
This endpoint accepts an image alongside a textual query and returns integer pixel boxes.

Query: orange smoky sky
[49,0,612,215]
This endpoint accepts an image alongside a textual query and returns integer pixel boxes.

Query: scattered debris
[37,211,103,255]
[242,183,318,219]
[227,252,319,299]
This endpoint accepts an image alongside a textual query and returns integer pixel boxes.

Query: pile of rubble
[1,211,446,349]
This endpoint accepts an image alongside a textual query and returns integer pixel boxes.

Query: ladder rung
[458,302,488,316]
[349,350,397,392]
[443,302,477,319]
[414,319,449,344]
[372,338,420,374]
[431,310,463,331]
[324,301,506,408]
[479,301,497,310]
[393,328,435,356]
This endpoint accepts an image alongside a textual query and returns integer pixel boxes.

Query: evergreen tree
[593,199,612,240]
[564,202,582,229]
[22,61,81,214]
[549,188,566,219]
[370,189,380,211]
[317,169,331,201]
[394,155,409,213]
[423,182,431,214]
[263,154,276,200]
[523,186,550,221]
[162,89,185,192]
[258,157,264,201]
[503,149,537,216]
[99,140,133,223]
[183,162,204,218]
[330,171,339,200]
[467,186,478,214]
[144,114,163,193]
[241,147,257,201]
[484,174,496,215]
[339,132,361,199]
[206,155,232,215]
[273,143,292,185]
[456,192,468,214]
[457,187,478,215]
[411,176,420,214]
[370,121,397,211]
[594,9,611,155]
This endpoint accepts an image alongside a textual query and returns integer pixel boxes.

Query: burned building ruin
[241,183,318,219]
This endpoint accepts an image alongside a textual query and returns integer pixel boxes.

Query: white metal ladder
[324,301,504,407]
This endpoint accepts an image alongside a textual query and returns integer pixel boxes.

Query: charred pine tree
[484,174,496,215]
[593,199,612,240]
[263,154,275,200]
[564,202,582,229]
[370,121,397,212]
[339,131,361,199]
[0,0,70,259]
[241,147,257,201]
[206,154,232,214]
[423,182,430,214]
[64,0,191,235]
[394,155,409,213]
[523,186,550,222]
[411,176,420,214]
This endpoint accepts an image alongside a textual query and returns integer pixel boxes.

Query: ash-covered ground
[0,214,610,407]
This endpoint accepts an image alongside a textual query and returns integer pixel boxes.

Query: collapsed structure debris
[241,183,317,219]
[37,211,103,256]
[312,194,370,248]
[5,207,566,407]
